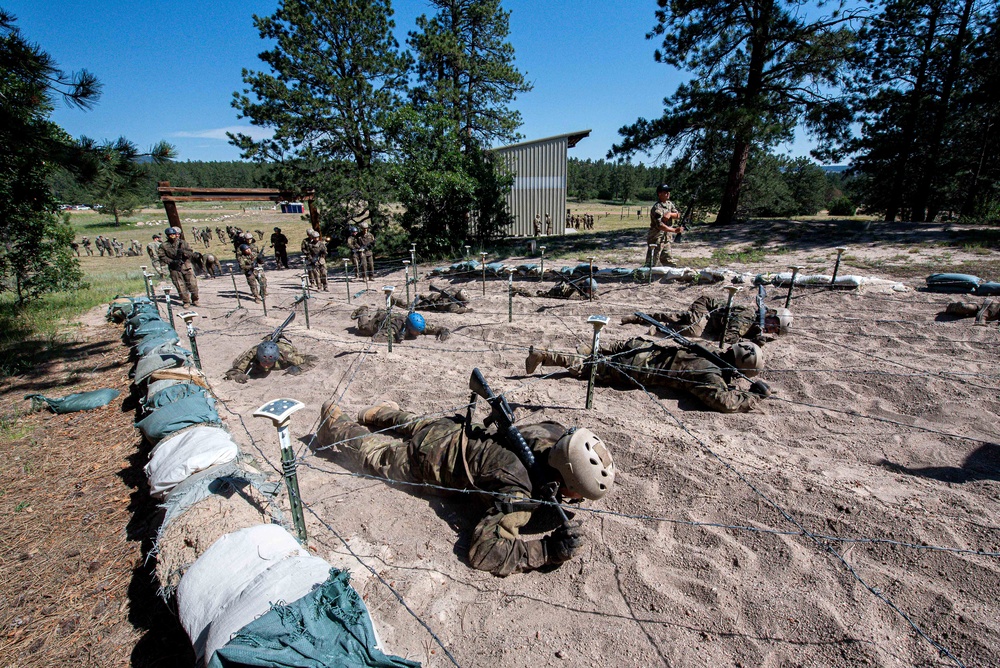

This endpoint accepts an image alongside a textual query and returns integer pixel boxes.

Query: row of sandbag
[109,296,417,668]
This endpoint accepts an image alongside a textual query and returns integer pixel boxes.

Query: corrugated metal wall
[496,137,567,237]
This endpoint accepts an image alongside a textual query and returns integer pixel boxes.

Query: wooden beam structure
[156,181,321,235]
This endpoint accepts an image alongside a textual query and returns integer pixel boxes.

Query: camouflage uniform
[146,239,165,277]
[81,237,93,256]
[317,404,574,576]
[392,286,470,313]
[238,252,265,302]
[270,230,289,269]
[628,296,771,345]
[512,283,589,300]
[303,238,328,290]
[157,237,199,306]
[352,306,449,342]
[528,336,762,413]
[647,199,680,266]
[359,229,375,279]
[226,340,314,378]
[533,214,542,237]
[544,213,552,235]
[347,232,364,279]
[946,300,1000,324]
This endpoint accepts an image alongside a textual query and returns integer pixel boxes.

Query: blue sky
[9,0,816,164]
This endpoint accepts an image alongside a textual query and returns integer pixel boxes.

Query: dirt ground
[3,213,998,667]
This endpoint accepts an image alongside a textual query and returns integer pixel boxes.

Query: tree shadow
[879,443,1000,484]
[0,337,120,387]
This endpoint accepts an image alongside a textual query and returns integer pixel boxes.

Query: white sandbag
[650,266,697,281]
[202,554,331,664]
[145,426,239,499]
[178,525,309,663]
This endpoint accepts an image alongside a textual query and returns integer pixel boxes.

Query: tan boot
[357,401,401,424]
[525,346,545,374]
[321,399,344,425]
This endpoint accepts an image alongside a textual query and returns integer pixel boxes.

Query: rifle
[633,311,770,393]
[551,272,592,298]
[469,368,569,523]
[429,285,466,308]
[268,310,296,343]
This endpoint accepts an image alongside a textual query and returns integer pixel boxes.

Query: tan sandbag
[150,366,210,389]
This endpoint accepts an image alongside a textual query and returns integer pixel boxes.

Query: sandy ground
[149,222,1000,668]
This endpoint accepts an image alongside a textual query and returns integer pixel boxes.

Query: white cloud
[171,125,273,141]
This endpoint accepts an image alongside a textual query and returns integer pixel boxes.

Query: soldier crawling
[350,306,450,342]
[944,299,1000,324]
[224,337,317,383]
[512,278,597,301]
[622,296,792,346]
[314,399,615,576]
[392,285,472,313]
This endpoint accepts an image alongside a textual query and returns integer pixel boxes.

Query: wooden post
[159,182,184,238]
[307,198,320,232]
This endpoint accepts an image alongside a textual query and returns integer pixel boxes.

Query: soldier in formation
[647,184,684,267]
[544,213,552,235]
[70,240,80,257]
[81,236,93,256]
[156,227,199,307]
[622,296,793,346]
[314,399,615,576]
[524,338,769,413]
[146,234,165,277]
[346,226,364,280]
[350,306,450,342]
[358,221,375,280]
[302,229,328,290]
[533,214,542,237]
[392,285,471,313]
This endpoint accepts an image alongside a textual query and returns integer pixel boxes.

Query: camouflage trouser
[245,272,260,300]
[644,230,674,266]
[363,251,374,281]
[351,251,362,279]
[169,265,199,305]
[308,261,328,290]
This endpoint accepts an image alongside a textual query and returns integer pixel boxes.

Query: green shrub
[827,196,857,216]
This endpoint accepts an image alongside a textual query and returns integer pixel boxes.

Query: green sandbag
[208,569,420,668]
[25,388,121,414]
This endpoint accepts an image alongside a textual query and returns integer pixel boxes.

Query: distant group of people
[74,235,140,258]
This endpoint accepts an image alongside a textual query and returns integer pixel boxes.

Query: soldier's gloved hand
[224,369,249,384]
[436,328,451,342]
[544,520,583,564]
[749,380,771,398]
[284,365,303,376]
[621,315,641,325]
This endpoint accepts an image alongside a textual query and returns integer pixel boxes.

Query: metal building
[494,129,591,237]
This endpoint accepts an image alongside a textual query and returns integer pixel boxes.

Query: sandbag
[134,331,181,356]
[150,366,210,389]
[926,273,982,293]
[203,555,333,663]
[25,388,121,414]
[178,525,310,663]
[146,378,187,404]
[208,569,419,668]
[134,344,194,385]
[129,318,175,340]
[136,394,220,445]
[127,310,162,330]
[143,382,210,413]
[976,281,1000,296]
[145,426,239,498]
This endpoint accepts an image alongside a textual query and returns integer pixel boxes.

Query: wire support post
[647,245,656,284]
[588,257,596,301]
[162,286,176,332]
[383,285,395,353]
[507,269,514,323]
[402,260,411,304]
[253,399,308,544]
[585,315,609,409]
[255,266,267,316]
[300,275,311,329]
[179,311,202,369]
[785,265,804,308]
[539,246,546,282]
[480,252,488,296]
[720,285,741,349]
[410,244,418,288]
[830,247,847,289]
[229,265,243,309]
[140,265,152,300]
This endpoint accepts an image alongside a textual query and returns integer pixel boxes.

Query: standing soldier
[81,236,93,256]
[70,240,80,257]
[147,233,166,277]
[270,227,289,269]
[359,221,375,281]
[346,225,363,279]
[157,227,199,307]
[544,213,552,235]
[647,184,684,267]
[303,229,328,291]
[237,244,265,303]
[533,213,542,237]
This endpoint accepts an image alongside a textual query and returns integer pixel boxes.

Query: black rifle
[469,368,570,523]
[268,310,296,343]
[633,312,770,393]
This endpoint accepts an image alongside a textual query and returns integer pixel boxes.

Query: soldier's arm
[226,347,256,376]
[682,371,761,413]
[468,501,550,577]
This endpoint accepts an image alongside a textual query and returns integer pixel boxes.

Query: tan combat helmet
[549,428,615,500]
[729,340,764,377]
[765,307,793,334]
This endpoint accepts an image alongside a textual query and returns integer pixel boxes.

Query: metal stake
[647,244,656,284]
[402,260,411,304]
[301,276,311,329]
[719,285,741,349]
[785,265,804,308]
[588,257,595,301]
[507,269,514,323]
[464,245,471,260]
[539,246,546,281]
[830,247,847,289]
[480,252,488,296]
[255,267,267,316]
[410,245,418,286]
[229,265,242,309]
[140,266,151,300]
[344,261,352,304]
[162,286,176,332]
[585,316,609,409]
[253,399,307,544]
[383,285,395,353]
[179,311,202,369]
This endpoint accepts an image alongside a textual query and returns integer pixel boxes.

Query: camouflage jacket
[228,339,311,376]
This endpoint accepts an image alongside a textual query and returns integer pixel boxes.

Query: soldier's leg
[659,236,674,265]
[319,263,328,290]
[946,302,979,317]
[525,346,587,376]
[357,405,440,440]
[169,269,191,305]
[246,274,260,301]
[365,252,374,280]
[351,254,361,279]
[184,268,199,305]
[316,401,410,479]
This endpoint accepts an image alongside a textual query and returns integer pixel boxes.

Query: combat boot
[320,399,344,425]
[525,346,545,374]
[525,347,584,374]
[946,302,979,317]
[358,401,401,424]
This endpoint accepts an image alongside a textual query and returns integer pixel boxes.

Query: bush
[827,196,857,216]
